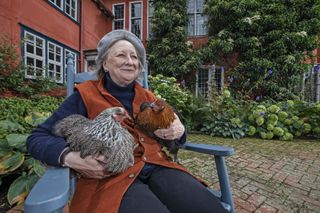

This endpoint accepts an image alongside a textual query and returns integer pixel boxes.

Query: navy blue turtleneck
[104,72,135,116]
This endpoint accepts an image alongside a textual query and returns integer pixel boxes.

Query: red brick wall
[0,0,79,51]
[0,0,112,71]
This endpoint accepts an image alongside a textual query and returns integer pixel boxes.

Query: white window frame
[65,49,77,83]
[196,65,224,97]
[49,0,63,9]
[112,3,125,30]
[130,1,143,40]
[24,32,45,79]
[65,0,78,20]
[187,0,207,36]
[47,42,63,83]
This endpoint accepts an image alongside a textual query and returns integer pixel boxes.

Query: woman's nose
[125,56,134,65]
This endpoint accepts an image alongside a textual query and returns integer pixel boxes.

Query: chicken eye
[140,102,151,112]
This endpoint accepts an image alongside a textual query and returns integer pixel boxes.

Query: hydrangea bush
[246,100,320,140]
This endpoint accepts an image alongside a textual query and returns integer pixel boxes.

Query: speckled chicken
[135,99,181,162]
[54,107,136,176]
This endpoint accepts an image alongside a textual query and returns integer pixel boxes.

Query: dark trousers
[119,166,227,213]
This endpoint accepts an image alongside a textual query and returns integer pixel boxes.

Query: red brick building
[1,0,317,99]
[0,0,216,96]
[0,0,114,83]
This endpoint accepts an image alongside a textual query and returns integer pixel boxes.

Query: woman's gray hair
[95,30,146,79]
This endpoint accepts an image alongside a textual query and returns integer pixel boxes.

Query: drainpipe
[79,0,83,72]
[316,65,320,102]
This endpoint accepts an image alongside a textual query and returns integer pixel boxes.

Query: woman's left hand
[154,113,185,140]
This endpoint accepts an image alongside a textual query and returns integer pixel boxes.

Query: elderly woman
[27,30,226,213]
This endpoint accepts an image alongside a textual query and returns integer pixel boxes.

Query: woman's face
[103,40,140,87]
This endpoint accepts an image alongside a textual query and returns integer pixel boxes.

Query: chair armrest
[181,142,236,213]
[181,142,235,156]
[24,167,70,213]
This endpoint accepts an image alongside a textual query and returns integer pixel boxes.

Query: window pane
[26,67,34,76]
[49,52,54,60]
[36,47,42,56]
[196,14,207,35]
[114,5,124,19]
[36,60,43,68]
[71,9,75,18]
[188,15,195,36]
[36,68,43,77]
[26,44,34,54]
[56,0,61,8]
[26,33,34,41]
[131,3,141,18]
[131,19,141,38]
[56,65,61,73]
[87,60,96,72]
[49,43,54,52]
[36,38,43,48]
[187,0,195,13]
[149,0,154,17]
[114,20,124,30]
[196,0,204,13]
[26,57,34,66]
[66,5,70,13]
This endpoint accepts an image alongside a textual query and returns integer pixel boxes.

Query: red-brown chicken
[135,99,181,162]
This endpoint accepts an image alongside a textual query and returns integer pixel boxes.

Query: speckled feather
[54,107,135,176]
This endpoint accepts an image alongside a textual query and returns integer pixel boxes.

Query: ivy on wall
[147,0,201,80]
[203,0,320,100]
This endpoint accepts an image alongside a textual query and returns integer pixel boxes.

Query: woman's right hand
[63,151,110,179]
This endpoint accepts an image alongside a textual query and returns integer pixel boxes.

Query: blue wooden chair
[24,54,235,213]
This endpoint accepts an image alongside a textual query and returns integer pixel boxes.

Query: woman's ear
[102,60,108,71]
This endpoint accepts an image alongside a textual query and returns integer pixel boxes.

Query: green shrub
[0,114,49,207]
[149,74,190,111]
[245,100,320,140]
[0,97,62,207]
[201,89,250,139]
[0,97,63,130]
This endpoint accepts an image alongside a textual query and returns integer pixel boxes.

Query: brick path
[180,134,320,213]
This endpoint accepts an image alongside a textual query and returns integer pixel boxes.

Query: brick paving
[179,134,320,213]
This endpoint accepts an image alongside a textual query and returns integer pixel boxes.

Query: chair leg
[215,156,235,213]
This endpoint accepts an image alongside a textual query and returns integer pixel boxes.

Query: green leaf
[7,173,39,206]
[0,120,25,131]
[0,138,10,148]
[0,146,12,158]
[32,159,45,177]
[0,151,24,174]
[6,134,29,148]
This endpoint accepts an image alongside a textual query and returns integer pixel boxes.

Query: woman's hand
[154,113,185,140]
[63,152,110,179]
